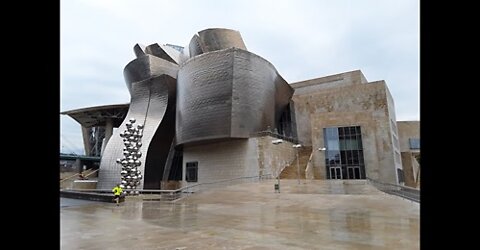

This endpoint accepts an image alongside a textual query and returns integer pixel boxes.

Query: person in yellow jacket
[112,184,123,206]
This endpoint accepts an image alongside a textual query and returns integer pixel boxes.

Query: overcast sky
[60,0,419,154]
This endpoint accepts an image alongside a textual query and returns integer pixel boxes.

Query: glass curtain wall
[324,126,366,179]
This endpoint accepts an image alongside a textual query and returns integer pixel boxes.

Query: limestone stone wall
[291,70,372,146]
[290,70,400,184]
[385,87,403,184]
[401,152,419,188]
[397,121,420,187]
[397,121,420,152]
[181,136,297,185]
[256,136,297,178]
[182,138,260,185]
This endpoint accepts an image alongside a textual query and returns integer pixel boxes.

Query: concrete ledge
[60,190,125,203]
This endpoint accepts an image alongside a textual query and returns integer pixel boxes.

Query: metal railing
[63,174,274,201]
[366,177,420,203]
[60,172,82,183]
[251,130,300,144]
[83,169,99,179]
[60,169,98,183]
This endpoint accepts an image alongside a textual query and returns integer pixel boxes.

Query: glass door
[347,166,361,179]
[330,166,342,179]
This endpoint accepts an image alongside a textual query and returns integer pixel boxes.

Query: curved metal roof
[61,103,129,128]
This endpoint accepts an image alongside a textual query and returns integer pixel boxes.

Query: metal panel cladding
[98,54,178,189]
[198,28,247,52]
[176,47,294,146]
[188,28,247,57]
[176,49,234,145]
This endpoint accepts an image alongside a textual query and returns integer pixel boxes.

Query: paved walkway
[61,180,419,249]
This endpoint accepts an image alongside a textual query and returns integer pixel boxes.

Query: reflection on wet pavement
[61,180,419,249]
[60,198,103,208]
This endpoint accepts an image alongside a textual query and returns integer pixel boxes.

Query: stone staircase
[60,169,99,189]
[280,146,312,179]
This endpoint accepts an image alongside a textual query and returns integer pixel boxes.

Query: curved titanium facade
[176,47,294,146]
[96,28,295,189]
[188,28,247,57]
[98,54,178,189]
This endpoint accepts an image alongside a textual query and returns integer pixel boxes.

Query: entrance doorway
[347,166,361,179]
[323,126,366,180]
[330,166,342,179]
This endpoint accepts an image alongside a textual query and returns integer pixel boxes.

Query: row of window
[324,126,366,180]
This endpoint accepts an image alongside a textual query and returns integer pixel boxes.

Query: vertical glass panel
[354,168,361,179]
[344,138,350,150]
[348,139,355,150]
[358,150,364,164]
[326,151,337,166]
[339,140,346,150]
[350,127,356,135]
[324,127,340,151]
[340,151,346,165]
[352,151,359,164]
[353,138,359,150]
[327,140,340,151]
[348,168,354,179]
[346,151,352,165]
[338,127,345,138]
[334,153,341,164]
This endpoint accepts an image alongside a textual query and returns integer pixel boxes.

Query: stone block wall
[182,138,260,185]
[291,71,400,184]
[181,136,298,186]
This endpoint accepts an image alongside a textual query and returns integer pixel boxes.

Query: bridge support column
[81,126,91,156]
[75,158,82,173]
[101,119,113,155]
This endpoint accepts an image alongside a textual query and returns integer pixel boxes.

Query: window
[323,126,366,180]
[409,138,420,150]
[397,168,405,183]
[186,161,198,182]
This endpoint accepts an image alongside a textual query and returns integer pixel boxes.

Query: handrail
[251,130,300,144]
[63,174,274,199]
[177,173,273,191]
[366,177,420,203]
[83,169,99,178]
[60,169,99,184]
[60,172,81,183]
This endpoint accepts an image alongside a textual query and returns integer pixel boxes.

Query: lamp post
[293,144,302,184]
[318,147,327,179]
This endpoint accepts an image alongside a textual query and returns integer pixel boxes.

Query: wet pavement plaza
[61,180,419,249]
